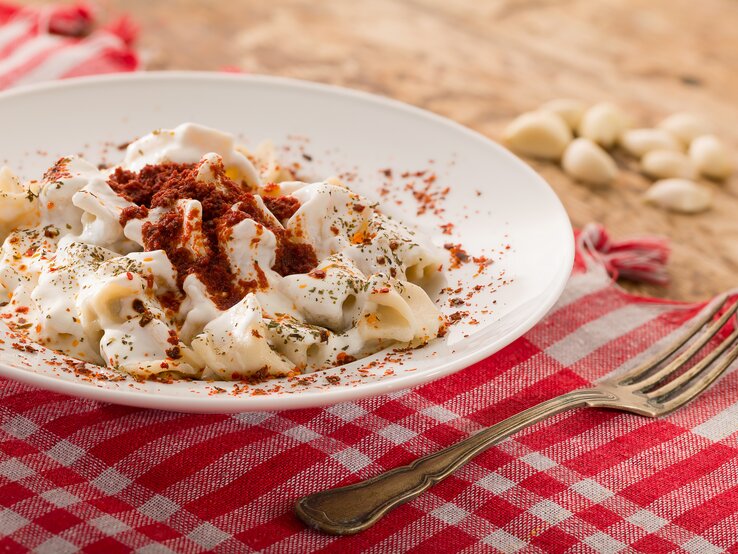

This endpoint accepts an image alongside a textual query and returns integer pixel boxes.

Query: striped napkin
[0,2,137,89]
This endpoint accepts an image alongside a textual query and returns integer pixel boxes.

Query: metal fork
[295,295,738,535]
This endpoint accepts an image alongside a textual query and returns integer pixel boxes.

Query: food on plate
[561,138,616,187]
[644,178,712,213]
[501,111,572,160]
[0,123,445,381]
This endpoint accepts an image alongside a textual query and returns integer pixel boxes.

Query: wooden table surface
[40,0,738,301]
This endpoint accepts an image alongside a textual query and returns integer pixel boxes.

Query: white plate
[0,72,573,412]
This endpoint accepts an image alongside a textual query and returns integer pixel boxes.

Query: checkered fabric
[2,223,738,553]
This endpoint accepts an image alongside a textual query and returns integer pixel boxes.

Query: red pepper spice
[119,205,148,226]
[262,195,300,221]
[336,352,356,366]
[444,242,470,269]
[109,161,317,310]
[43,157,72,181]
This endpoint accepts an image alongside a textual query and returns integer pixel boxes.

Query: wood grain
[33,0,738,300]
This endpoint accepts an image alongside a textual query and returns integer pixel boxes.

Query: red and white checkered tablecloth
[3,220,738,553]
[3,4,738,553]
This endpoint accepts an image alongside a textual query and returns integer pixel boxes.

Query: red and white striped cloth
[2,223,738,552]
[0,2,137,89]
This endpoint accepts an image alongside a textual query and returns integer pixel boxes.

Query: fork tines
[617,295,738,413]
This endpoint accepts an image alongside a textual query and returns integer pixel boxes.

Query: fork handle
[296,388,611,535]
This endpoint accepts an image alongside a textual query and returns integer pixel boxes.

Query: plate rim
[0,71,574,412]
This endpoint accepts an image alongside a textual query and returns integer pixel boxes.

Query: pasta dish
[0,124,445,381]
